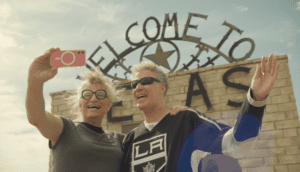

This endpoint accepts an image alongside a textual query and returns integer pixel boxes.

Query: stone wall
[48,55,300,172]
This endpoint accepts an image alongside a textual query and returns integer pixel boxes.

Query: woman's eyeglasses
[131,77,161,89]
[82,89,107,100]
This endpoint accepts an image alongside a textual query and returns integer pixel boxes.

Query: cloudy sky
[0,0,299,171]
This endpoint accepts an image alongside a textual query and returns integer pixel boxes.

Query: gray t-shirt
[49,116,125,172]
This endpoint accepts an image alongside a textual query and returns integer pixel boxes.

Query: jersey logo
[132,134,167,172]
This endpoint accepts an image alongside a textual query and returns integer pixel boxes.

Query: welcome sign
[76,12,256,122]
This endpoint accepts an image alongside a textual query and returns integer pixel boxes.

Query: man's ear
[159,83,167,95]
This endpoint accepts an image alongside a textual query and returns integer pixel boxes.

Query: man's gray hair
[131,61,168,95]
[64,67,124,122]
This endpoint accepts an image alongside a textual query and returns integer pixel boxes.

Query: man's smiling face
[132,69,165,111]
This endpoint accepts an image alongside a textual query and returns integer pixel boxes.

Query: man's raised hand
[250,54,280,101]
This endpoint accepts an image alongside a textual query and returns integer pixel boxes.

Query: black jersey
[121,89,266,172]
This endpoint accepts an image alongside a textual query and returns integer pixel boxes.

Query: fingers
[266,54,273,74]
[169,105,189,115]
[254,63,262,79]
[273,61,280,80]
[271,54,276,74]
[261,56,266,75]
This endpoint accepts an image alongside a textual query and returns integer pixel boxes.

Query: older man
[121,54,280,172]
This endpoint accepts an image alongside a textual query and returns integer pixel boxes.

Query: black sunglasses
[82,89,107,100]
[131,77,161,89]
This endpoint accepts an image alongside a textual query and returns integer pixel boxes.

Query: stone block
[131,101,137,108]
[210,96,221,105]
[205,111,222,119]
[266,105,279,113]
[275,120,300,129]
[286,145,300,155]
[269,88,280,97]
[122,101,132,109]
[166,87,180,96]
[172,93,187,101]
[200,69,217,76]
[277,70,291,79]
[52,94,63,99]
[168,78,190,88]
[258,130,283,140]
[133,114,144,122]
[58,105,70,112]
[202,73,222,82]
[221,111,239,119]
[122,108,139,116]
[278,154,300,164]
[212,88,227,96]
[262,112,286,122]
[253,139,276,149]
[51,106,58,113]
[61,111,71,116]
[226,87,244,94]
[271,95,290,104]
[283,128,298,137]
[107,123,122,133]
[165,101,185,109]
[205,81,218,89]
[238,157,264,168]
[273,78,287,88]
[195,105,209,113]
[101,118,107,125]
[278,102,297,112]
[180,86,185,94]
[287,77,293,86]
[294,110,299,119]
[217,80,226,88]
[51,98,65,106]
[286,111,297,120]
[288,164,300,172]
[264,156,278,166]
[174,75,190,81]
[112,109,121,117]
[290,95,296,102]
[271,147,286,156]
[190,98,205,107]
[276,137,297,147]
[280,86,294,95]
[274,165,288,172]
[246,166,274,172]
[261,122,275,131]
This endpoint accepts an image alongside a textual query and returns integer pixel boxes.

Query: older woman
[26,47,186,172]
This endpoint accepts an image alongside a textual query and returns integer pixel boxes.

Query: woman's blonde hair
[131,61,168,95]
[64,67,124,122]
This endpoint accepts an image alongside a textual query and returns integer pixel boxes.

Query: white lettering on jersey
[132,134,167,172]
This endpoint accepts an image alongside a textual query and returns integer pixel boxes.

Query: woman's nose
[90,94,98,101]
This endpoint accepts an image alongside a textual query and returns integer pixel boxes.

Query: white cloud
[0,33,17,48]
[236,6,248,12]
[97,4,126,23]
[287,42,294,47]
[0,2,11,21]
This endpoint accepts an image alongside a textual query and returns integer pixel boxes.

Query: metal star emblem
[143,42,175,70]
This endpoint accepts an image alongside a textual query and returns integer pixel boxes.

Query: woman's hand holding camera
[28,47,60,85]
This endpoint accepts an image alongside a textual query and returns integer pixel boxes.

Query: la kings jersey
[121,89,267,172]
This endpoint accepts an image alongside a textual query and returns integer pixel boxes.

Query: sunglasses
[82,89,107,100]
[131,77,161,89]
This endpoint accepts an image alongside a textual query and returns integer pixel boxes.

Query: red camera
[50,50,86,67]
